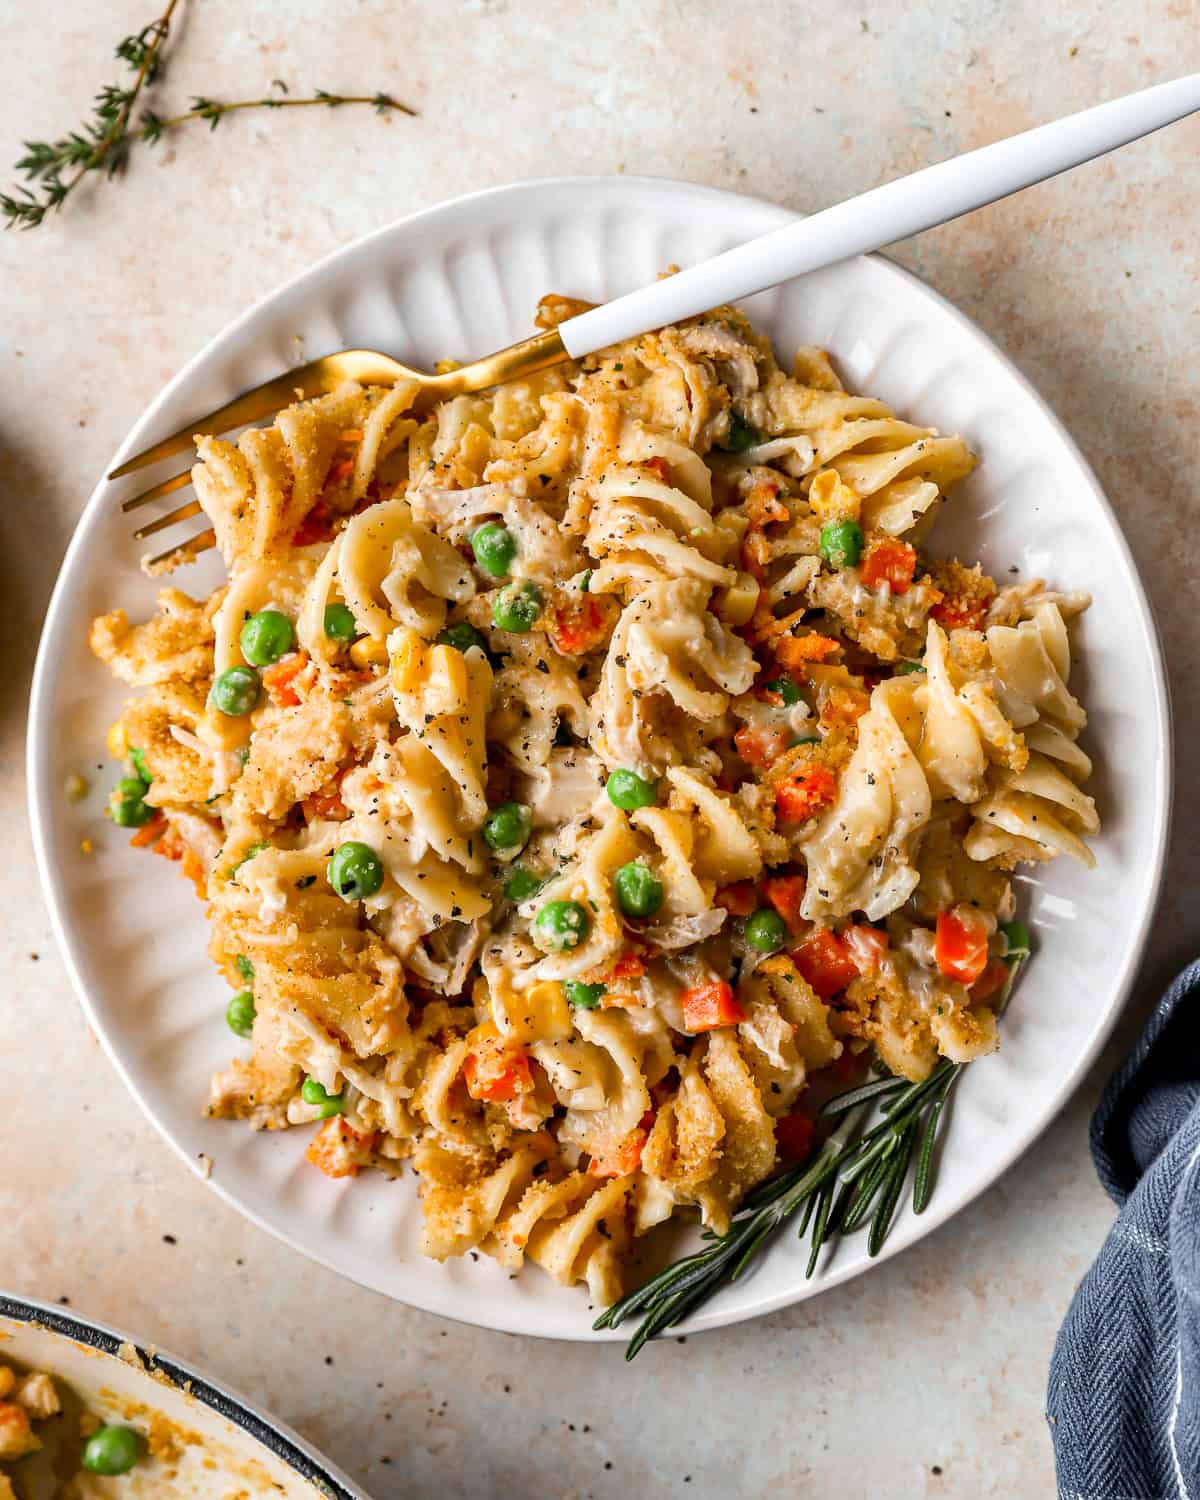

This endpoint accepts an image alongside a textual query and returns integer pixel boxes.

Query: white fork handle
[559,73,1200,358]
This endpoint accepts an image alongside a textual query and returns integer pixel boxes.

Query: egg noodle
[91,298,1098,1306]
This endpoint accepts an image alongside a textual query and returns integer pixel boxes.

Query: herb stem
[150,93,415,133]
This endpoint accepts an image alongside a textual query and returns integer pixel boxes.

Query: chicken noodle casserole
[91,298,1098,1306]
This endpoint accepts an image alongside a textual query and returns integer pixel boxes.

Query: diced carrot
[589,1126,648,1178]
[775,764,838,824]
[643,456,671,483]
[129,813,167,849]
[735,723,791,769]
[775,1110,816,1162]
[746,479,789,528]
[338,428,364,442]
[775,633,841,671]
[681,979,745,1033]
[934,905,991,985]
[305,789,349,821]
[715,881,760,917]
[179,846,206,896]
[763,874,808,936]
[611,951,646,981]
[304,774,349,822]
[262,653,308,708]
[860,538,917,594]
[328,456,356,484]
[842,923,889,975]
[549,594,611,655]
[305,1116,377,1179]
[293,501,334,547]
[970,957,1010,1003]
[463,1035,535,1102]
[931,594,993,632]
[792,929,860,1000]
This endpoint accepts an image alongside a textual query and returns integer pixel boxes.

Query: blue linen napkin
[1048,958,1200,1497]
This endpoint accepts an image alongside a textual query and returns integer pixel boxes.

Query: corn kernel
[388,628,424,691]
[351,635,389,670]
[496,980,571,1044]
[106,720,128,758]
[808,468,862,523]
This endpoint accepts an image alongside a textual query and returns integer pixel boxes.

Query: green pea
[327,840,384,901]
[482,801,532,854]
[81,1426,140,1476]
[226,991,256,1036]
[235,954,255,984]
[437,621,488,655]
[239,609,294,667]
[605,769,658,812]
[209,665,261,717]
[818,519,863,570]
[721,411,759,453]
[504,867,544,903]
[471,522,517,578]
[1001,919,1032,963]
[565,980,606,1009]
[535,899,590,952]
[301,1076,345,1119]
[614,861,663,919]
[491,580,542,633]
[323,602,358,644]
[895,661,926,675]
[791,734,821,746]
[128,746,151,782]
[109,777,153,828]
[744,907,788,954]
[762,677,802,705]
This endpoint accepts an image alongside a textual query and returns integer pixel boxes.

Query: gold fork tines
[115,328,570,572]
[133,499,202,541]
[121,467,193,514]
[144,528,218,577]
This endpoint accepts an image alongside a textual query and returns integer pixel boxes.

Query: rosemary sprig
[597,955,1026,1359]
[2,4,413,229]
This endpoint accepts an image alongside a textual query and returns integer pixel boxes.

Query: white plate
[0,1293,369,1497]
[28,176,1171,1342]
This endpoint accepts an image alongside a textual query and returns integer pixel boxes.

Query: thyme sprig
[596,956,1025,1359]
[2,3,413,229]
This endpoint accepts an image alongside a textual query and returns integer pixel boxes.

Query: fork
[115,72,1199,571]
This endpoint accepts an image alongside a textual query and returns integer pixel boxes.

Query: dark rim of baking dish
[0,1294,360,1499]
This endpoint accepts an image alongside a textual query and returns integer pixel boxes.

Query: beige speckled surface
[1,3,1197,1495]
